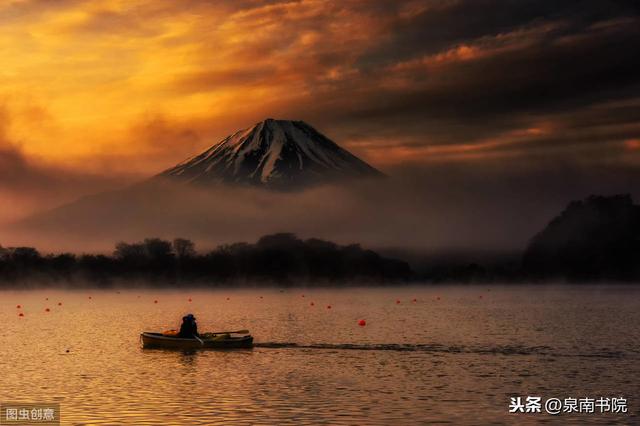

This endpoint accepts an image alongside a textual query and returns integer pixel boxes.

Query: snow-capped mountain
[157,119,384,188]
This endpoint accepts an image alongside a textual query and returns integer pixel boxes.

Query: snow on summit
[158,119,384,188]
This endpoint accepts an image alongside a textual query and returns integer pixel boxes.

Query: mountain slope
[522,194,640,280]
[157,119,384,188]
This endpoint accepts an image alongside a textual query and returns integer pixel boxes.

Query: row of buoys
[306,302,334,309]
[13,296,459,308]
[13,293,490,325]
[26,295,457,305]
[15,298,68,316]
[389,297,493,303]
[24,293,489,304]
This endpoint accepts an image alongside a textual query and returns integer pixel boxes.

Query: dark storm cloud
[361,0,639,66]
[323,2,639,122]
[364,17,640,119]
[273,0,640,166]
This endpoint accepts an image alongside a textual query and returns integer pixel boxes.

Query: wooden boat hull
[140,332,253,349]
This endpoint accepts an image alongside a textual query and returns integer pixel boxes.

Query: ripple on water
[0,286,639,425]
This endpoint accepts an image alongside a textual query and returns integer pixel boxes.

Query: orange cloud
[0,0,638,230]
[0,0,392,174]
[0,0,637,178]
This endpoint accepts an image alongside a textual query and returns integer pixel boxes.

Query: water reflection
[178,350,198,366]
[0,286,638,425]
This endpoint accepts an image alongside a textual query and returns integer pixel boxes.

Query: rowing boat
[140,332,253,349]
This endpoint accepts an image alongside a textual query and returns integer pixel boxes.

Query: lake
[1,285,638,425]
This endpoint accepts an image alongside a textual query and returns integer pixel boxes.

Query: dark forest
[0,233,412,287]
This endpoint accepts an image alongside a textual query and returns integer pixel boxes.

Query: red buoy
[16,305,21,309]
[226,297,230,301]
[58,302,62,306]
[436,297,441,300]
[154,300,158,304]
[412,298,417,302]
[479,295,483,299]
[301,294,305,298]
[310,302,315,306]
[88,296,92,299]
[396,300,401,304]
[45,308,50,312]
[45,298,49,301]
[358,319,366,326]
[188,298,192,302]
[18,313,24,317]
[327,305,332,309]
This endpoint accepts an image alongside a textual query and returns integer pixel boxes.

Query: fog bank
[4,159,640,254]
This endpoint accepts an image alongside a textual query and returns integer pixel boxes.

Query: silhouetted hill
[523,194,640,281]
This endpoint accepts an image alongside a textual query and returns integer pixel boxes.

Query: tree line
[0,233,412,287]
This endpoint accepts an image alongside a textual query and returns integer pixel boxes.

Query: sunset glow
[0,0,637,175]
[0,0,639,228]
[2,4,640,423]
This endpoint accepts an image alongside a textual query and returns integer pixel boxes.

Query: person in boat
[178,313,199,338]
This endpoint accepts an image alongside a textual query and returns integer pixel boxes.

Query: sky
[1,0,640,248]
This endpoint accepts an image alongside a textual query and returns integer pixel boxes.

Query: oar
[194,335,205,346]
[210,329,250,335]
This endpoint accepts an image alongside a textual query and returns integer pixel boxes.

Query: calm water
[1,285,638,425]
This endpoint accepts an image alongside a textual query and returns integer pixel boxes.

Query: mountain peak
[158,119,383,189]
